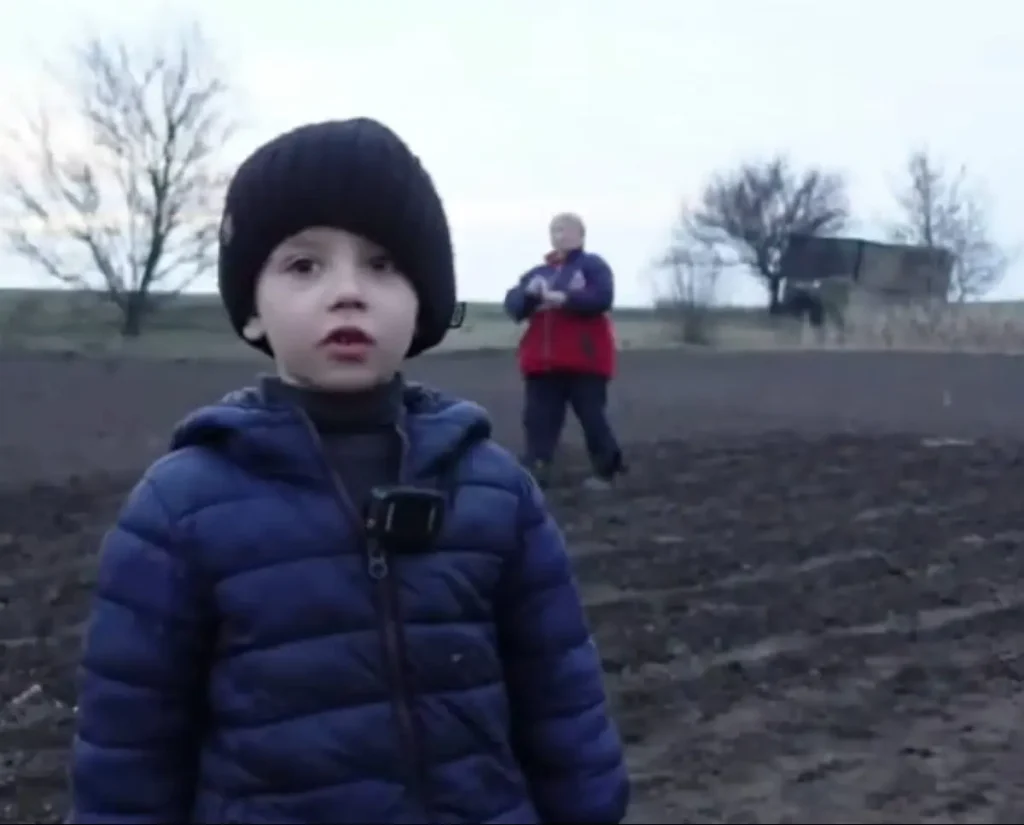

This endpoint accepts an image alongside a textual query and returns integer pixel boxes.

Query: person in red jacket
[503,212,624,489]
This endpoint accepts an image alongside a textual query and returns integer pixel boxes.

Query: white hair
[550,212,586,236]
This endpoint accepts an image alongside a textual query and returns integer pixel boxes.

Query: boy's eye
[367,253,397,274]
[285,256,319,276]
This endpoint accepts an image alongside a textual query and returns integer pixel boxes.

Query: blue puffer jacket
[69,384,629,825]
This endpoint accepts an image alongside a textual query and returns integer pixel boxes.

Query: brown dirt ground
[2,348,1024,823]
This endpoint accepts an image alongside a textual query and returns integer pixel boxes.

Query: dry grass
[818,301,1024,353]
[0,288,680,360]
[3,288,1024,360]
[662,301,1024,355]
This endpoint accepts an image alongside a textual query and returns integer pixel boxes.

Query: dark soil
[2,349,1024,823]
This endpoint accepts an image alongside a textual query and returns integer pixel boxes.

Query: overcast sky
[0,0,1020,306]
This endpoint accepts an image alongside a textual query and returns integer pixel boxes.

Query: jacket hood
[169,381,492,483]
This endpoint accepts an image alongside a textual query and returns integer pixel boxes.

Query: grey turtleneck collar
[258,374,404,510]
[259,373,403,433]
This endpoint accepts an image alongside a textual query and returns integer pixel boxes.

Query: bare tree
[1,25,233,337]
[890,150,1009,302]
[689,156,849,312]
[654,211,724,344]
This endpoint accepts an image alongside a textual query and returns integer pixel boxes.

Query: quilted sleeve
[497,472,630,824]
[563,253,614,316]
[69,472,211,824]
[504,268,544,322]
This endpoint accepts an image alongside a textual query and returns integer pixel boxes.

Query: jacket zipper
[366,538,429,806]
[542,310,552,368]
[542,266,558,368]
[298,414,430,816]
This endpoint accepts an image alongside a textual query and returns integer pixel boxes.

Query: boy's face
[549,213,584,252]
[245,227,418,391]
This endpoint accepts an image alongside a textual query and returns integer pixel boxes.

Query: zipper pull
[367,539,389,580]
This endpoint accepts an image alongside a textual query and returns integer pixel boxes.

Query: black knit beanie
[217,118,455,358]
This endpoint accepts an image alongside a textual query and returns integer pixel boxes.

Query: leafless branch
[890,149,1010,302]
[689,156,850,311]
[654,211,725,344]
[1,23,233,336]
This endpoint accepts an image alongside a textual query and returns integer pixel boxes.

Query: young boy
[68,119,629,824]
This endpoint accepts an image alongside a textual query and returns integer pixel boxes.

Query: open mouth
[320,327,375,362]
[321,327,375,347]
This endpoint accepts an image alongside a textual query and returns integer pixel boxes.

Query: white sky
[0,0,1021,306]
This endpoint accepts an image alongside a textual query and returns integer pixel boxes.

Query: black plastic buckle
[365,486,446,551]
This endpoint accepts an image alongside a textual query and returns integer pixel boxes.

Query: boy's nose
[324,266,367,306]
[328,262,364,288]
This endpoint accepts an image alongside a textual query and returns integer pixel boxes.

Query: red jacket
[503,249,616,378]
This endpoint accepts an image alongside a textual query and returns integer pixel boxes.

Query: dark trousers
[523,372,623,477]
